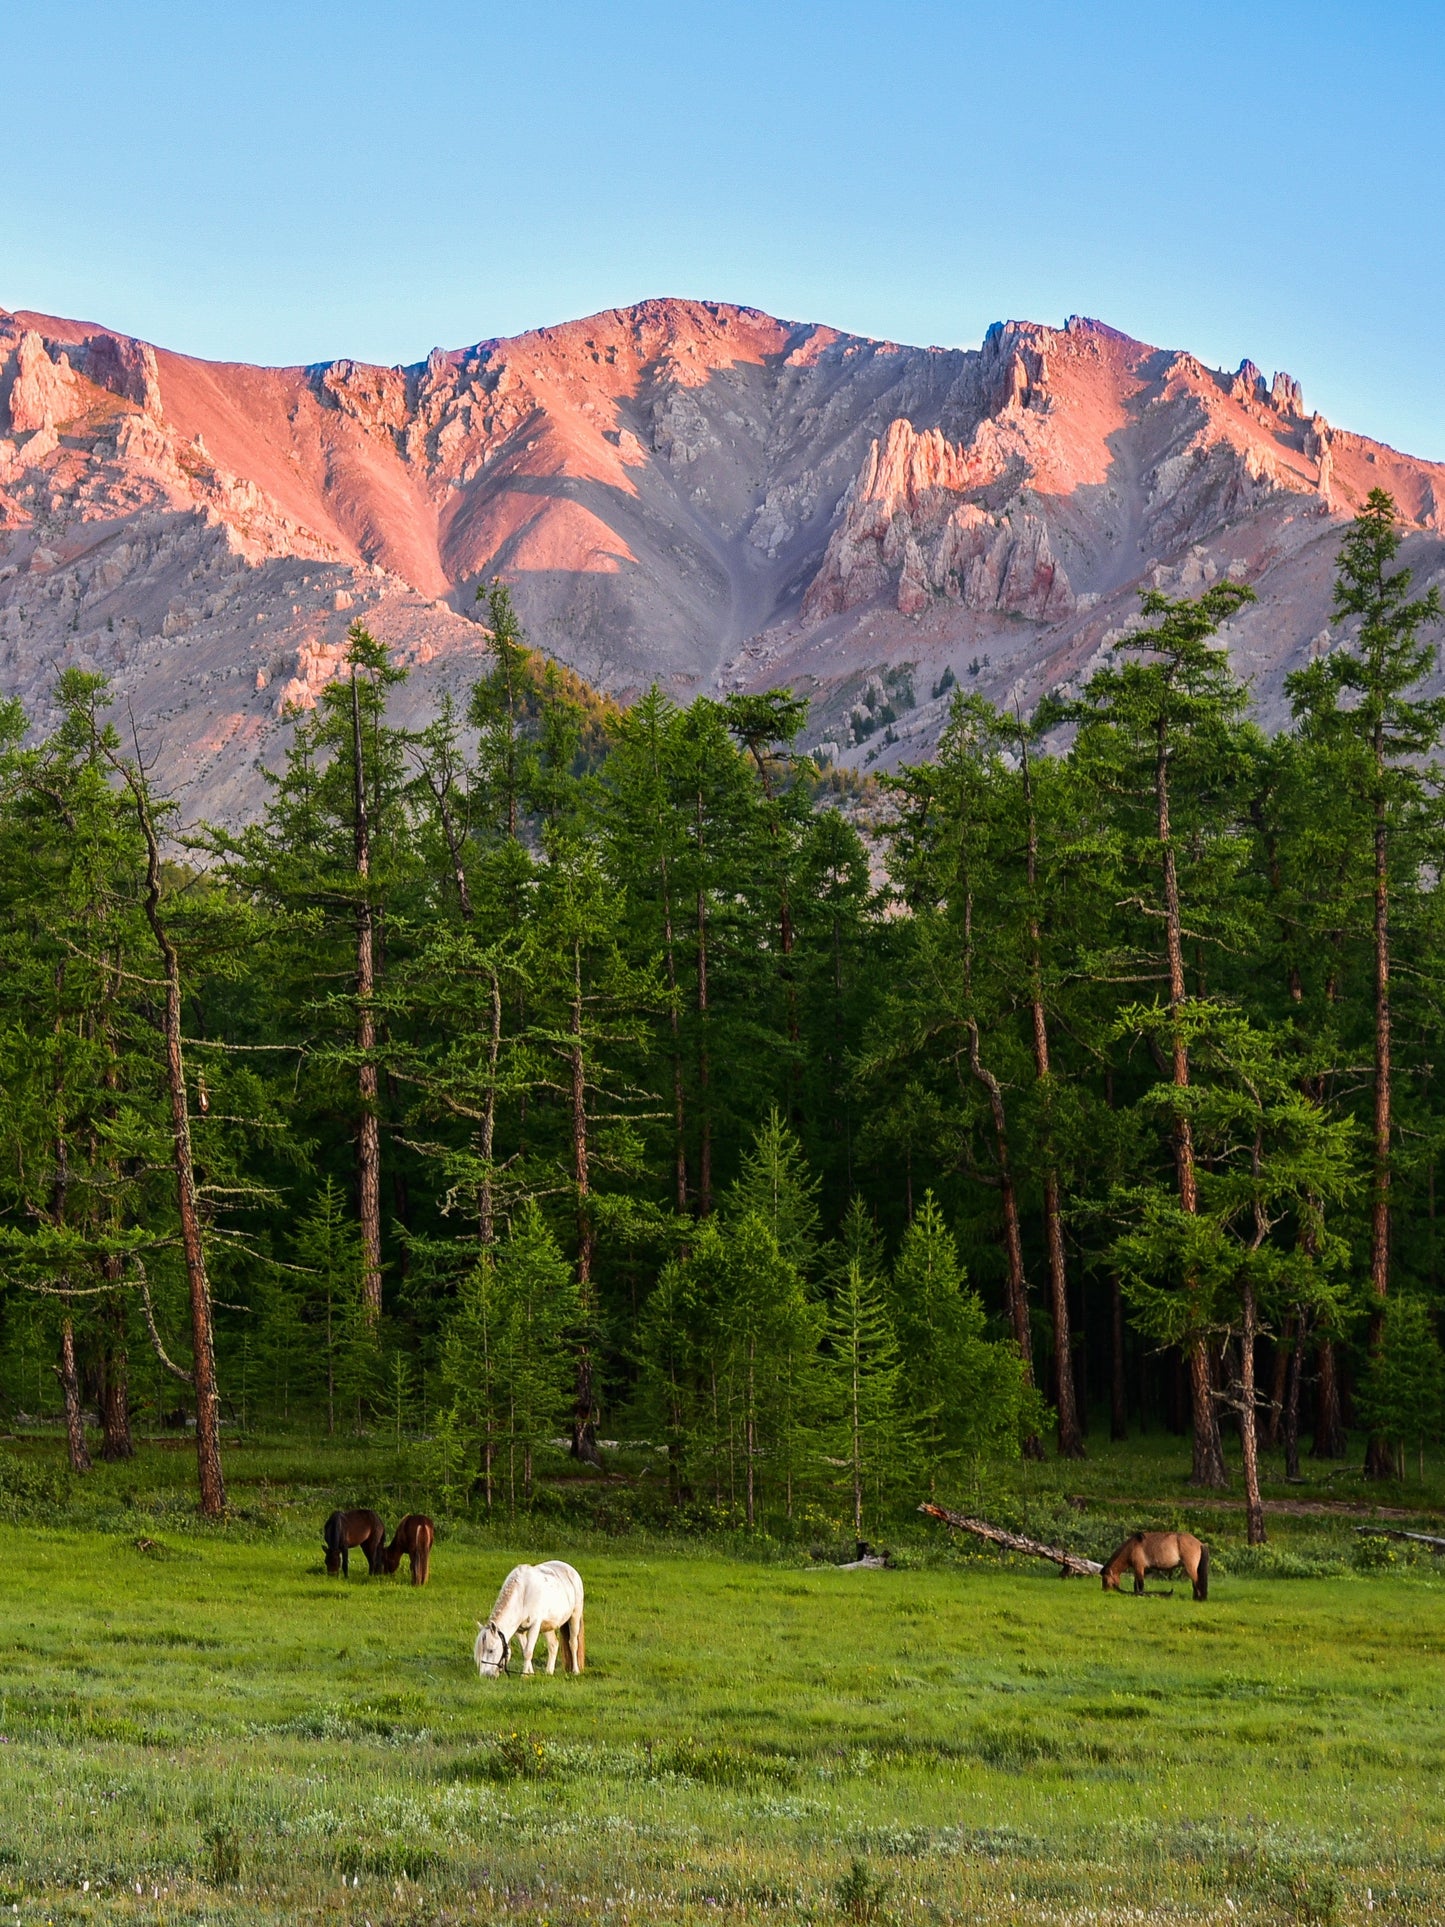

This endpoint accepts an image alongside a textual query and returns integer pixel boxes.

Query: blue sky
[5,1,1442,457]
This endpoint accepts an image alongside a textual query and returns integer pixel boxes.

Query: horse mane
[489,1568,525,1622]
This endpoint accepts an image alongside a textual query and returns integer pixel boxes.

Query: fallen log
[1353,1524,1445,1554]
[918,1501,1103,1577]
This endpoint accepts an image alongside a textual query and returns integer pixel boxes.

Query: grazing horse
[382,1514,434,1586]
[474,1560,585,1677]
[322,1508,386,1578]
[1102,1530,1209,1600]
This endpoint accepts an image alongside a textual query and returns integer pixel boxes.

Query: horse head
[474,1621,510,1678]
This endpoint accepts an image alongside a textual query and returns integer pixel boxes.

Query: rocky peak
[1270,369,1303,417]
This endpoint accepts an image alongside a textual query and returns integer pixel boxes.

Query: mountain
[2,296,1443,823]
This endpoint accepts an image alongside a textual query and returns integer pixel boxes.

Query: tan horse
[1102,1530,1209,1600]
[382,1514,434,1586]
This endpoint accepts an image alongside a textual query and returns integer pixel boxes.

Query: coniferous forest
[3,489,1443,1542]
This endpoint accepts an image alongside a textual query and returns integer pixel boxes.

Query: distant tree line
[0,491,1442,1538]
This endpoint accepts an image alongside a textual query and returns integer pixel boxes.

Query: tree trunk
[1365,782,1394,1478]
[748,748,800,1097]
[1110,1274,1128,1441]
[1311,1335,1347,1458]
[57,1315,92,1473]
[647,732,688,1217]
[1283,1311,1306,1481]
[851,1360,863,1538]
[352,672,383,1323]
[161,958,225,1514]
[1187,1338,1226,1487]
[568,936,603,1466]
[1157,720,1227,1487]
[1240,1280,1266,1544]
[98,1281,133,1462]
[745,1341,756,1530]
[429,764,473,920]
[695,792,713,1216]
[1264,1315,1293,1451]
[479,967,501,1248]
[832,909,853,1194]
[966,1024,1035,1375]
[123,769,226,1517]
[94,998,134,1463]
[1019,737,1083,1456]
[661,856,687,1216]
[918,1502,1103,1576]
[1043,1171,1083,1456]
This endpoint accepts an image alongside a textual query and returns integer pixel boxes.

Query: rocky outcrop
[4,332,83,436]
[75,334,163,416]
[804,416,1073,621]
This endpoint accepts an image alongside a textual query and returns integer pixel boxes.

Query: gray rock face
[0,298,1443,822]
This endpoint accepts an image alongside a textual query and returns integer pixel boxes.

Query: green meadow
[0,1437,1443,1925]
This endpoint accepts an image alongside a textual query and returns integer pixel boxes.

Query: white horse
[474,1560,585,1677]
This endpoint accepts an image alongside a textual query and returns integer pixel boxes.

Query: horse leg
[519,1626,539,1675]
[1132,1555,1145,1595]
[543,1629,559,1676]
[342,1546,350,1578]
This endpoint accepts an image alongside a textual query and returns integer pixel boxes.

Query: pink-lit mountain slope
[2,297,1442,822]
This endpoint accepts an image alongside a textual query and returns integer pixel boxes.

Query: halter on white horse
[474,1560,585,1678]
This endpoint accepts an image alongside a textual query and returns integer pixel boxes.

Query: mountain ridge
[2,295,1442,822]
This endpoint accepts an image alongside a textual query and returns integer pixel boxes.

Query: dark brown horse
[323,1508,386,1577]
[382,1514,434,1586]
[1102,1530,1209,1600]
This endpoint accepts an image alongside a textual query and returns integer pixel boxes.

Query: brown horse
[323,1508,386,1577]
[382,1514,434,1586]
[1102,1530,1209,1600]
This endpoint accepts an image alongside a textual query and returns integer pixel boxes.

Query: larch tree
[1066,580,1259,1487]
[1284,490,1445,1477]
[220,621,413,1327]
[823,1202,913,1537]
[1112,1004,1356,1541]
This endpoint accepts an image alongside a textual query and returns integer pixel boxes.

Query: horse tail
[1196,1542,1209,1601]
[576,1606,585,1672]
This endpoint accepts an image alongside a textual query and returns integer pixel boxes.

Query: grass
[0,1430,1443,1922]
